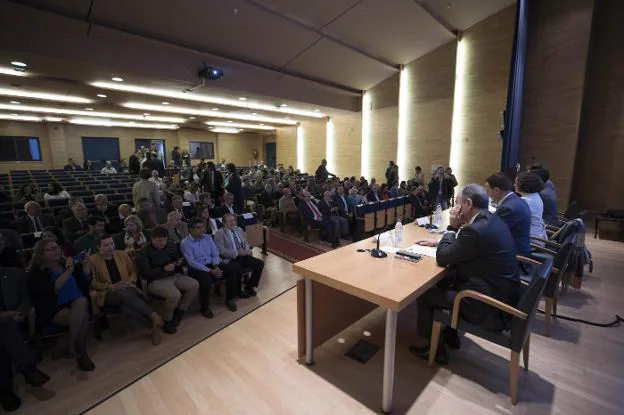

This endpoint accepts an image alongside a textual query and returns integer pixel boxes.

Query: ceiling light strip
[0,87,92,104]
[70,118,178,129]
[123,102,297,125]
[211,128,240,134]
[0,67,29,77]
[0,104,185,123]
[0,113,41,122]
[92,81,325,118]
[205,121,275,130]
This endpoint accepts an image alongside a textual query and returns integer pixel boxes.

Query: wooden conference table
[293,216,449,413]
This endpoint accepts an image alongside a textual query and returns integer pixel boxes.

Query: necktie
[32,216,42,232]
[308,201,322,221]
[231,229,242,250]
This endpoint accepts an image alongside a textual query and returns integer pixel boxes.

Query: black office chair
[428,256,553,405]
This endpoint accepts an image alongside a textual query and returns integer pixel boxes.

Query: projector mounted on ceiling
[183,63,224,93]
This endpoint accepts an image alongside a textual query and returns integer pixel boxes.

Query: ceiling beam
[413,0,458,36]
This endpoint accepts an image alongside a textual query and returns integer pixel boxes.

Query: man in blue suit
[485,173,532,258]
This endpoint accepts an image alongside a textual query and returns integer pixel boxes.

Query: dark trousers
[190,263,239,309]
[0,319,35,395]
[312,218,339,242]
[232,255,264,288]
[417,283,458,340]
[104,287,155,329]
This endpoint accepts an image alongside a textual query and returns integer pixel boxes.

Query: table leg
[382,309,398,413]
[305,277,314,365]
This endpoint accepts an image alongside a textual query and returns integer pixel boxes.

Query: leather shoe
[444,327,461,350]
[21,364,50,387]
[408,344,448,366]
[225,300,238,312]
[77,355,95,372]
[0,391,21,412]
[171,309,184,327]
[202,308,214,319]
[162,320,177,334]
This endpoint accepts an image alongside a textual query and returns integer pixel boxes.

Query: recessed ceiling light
[189,116,196,119]
[111,77,124,82]
[70,118,178,129]
[45,117,62,122]
[259,123,264,126]
[0,113,41,122]
[9,101,20,104]
[239,97,247,101]
[279,104,287,108]
[252,113,258,116]
[211,108,219,111]
[314,109,320,112]
[161,101,170,105]
[212,127,240,134]
[227,120,233,123]
[10,113,19,116]
[85,107,94,111]
[285,117,290,119]
[238,129,243,131]
[0,88,92,104]
[10,61,27,67]
[143,113,150,116]
[206,121,276,130]
[97,94,107,98]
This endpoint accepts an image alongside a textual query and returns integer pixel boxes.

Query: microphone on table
[370,230,388,258]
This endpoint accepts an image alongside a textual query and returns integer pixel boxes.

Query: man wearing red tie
[300,191,340,248]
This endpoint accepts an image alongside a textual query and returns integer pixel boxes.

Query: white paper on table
[403,244,438,258]
[416,216,430,226]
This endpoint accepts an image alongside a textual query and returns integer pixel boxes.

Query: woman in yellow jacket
[89,233,164,345]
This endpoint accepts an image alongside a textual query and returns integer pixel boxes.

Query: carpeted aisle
[266,228,329,262]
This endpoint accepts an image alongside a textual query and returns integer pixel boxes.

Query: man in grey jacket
[213,214,264,297]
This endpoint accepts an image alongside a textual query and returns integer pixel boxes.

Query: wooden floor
[14,249,297,415]
[84,237,624,415]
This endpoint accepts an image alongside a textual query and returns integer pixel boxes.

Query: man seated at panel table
[13,201,55,234]
[299,190,340,248]
[411,184,521,365]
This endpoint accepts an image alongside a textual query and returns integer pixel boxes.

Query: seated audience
[333,185,350,216]
[300,190,340,248]
[42,226,76,257]
[74,215,107,255]
[169,195,191,222]
[379,183,390,200]
[91,194,116,232]
[183,182,199,204]
[215,192,237,217]
[278,187,299,220]
[89,234,163,344]
[62,202,90,242]
[319,191,349,238]
[137,198,167,229]
[0,320,50,412]
[213,213,264,298]
[412,185,520,365]
[181,218,240,317]
[367,183,381,202]
[0,184,10,203]
[164,211,189,243]
[83,160,92,171]
[27,239,95,371]
[135,226,199,334]
[109,203,131,235]
[100,161,117,175]
[17,184,37,203]
[531,168,558,226]
[514,172,547,241]
[132,167,160,209]
[43,182,70,200]
[113,214,149,254]
[195,205,218,235]
[63,158,81,171]
[485,173,532,258]
[409,186,432,217]
[0,233,21,267]
[13,201,55,233]
[345,188,361,211]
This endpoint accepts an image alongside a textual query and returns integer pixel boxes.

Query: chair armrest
[530,237,561,249]
[531,244,557,256]
[516,255,543,266]
[545,224,560,231]
[451,290,527,329]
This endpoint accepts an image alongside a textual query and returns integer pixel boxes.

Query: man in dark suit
[225,163,244,214]
[428,167,451,209]
[319,191,348,237]
[485,173,532,257]
[531,168,558,226]
[108,204,131,235]
[333,185,350,216]
[385,161,398,187]
[90,194,117,233]
[12,201,55,234]
[62,201,90,242]
[200,162,224,202]
[215,192,237,218]
[63,158,81,171]
[411,184,520,365]
[315,159,335,182]
[136,198,168,229]
[169,195,192,222]
[366,184,381,202]
[142,152,164,177]
[300,191,340,248]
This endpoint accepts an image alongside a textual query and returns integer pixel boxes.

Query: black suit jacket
[226,173,244,213]
[13,214,55,234]
[108,215,126,235]
[317,199,335,220]
[366,191,380,202]
[333,195,349,216]
[299,200,322,226]
[495,193,532,257]
[214,204,236,219]
[137,208,168,229]
[62,216,89,241]
[436,212,520,324]
[200,170,224,198]
[143,159,164,177]
[0,266,30,318]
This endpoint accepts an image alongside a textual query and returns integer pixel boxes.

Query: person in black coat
[200,162,224,202]
[128,152,141,175]
[225,163,244,214]
[62,202,90,242]
[410,184,520,365]
[314,159,335,182]
[12,201,55,234]
[26,239,94,371]
[299,191,340,248]
[409,186,432,217]
[318,191,348,237]
[385,161,398,187]
[428,167,451,209]
[142,152,165,178]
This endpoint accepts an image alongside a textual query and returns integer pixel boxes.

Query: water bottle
[432,204,442,228]
[394,218,403,244]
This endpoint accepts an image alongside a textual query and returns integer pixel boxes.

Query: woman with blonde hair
[113,215,150,255]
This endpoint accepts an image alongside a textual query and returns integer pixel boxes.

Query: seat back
[510,255,553,352]
[545,234,576,297]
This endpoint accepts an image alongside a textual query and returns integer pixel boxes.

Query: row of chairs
[354,197,414,235]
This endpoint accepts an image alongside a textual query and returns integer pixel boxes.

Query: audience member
[279,187,298,215]
[315,159,335,181]
[531,168,558,226]
[183,182,199,204]
[412,185,520,365]
[345,188,361,211]
[195,205,218,235]
[17,184,37,203]
[27,239,95,371]
[137,198,167,229]
[74,215,107,254]
[514,172,547,241]
[142,152,164,177]
[445,167,458,206]
[169,195,191,222]
[62,202,89,242]
[319,191,349,238]
[109,203,130,235]
[135,226,199,334]
[181,218,240,317]
[63,158,81,171]
[385,161,398,187]
[43,182,70,200]
[100,161,117,175]
[529,163,556,193]
[42,226,76,257]
[13,201,55,233]
[171,146,181,168]
[200,162,224,202]
[89,234,163,345]
[216,192,237,217]
[133,168,160,208]
[300,191,340,248]
[428,167,451,209]
[164,211,189,243]
[113,215,149,254]
[409,186,432,217]
[128,152,140,175]
[213,213,264,298]
[225,163,244,213]
[485,173,532,258]
[0,233,20,267]
[367,183,381,202]
[414,166,425,187]
[83,159,92,171]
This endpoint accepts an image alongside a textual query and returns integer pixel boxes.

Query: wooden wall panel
[454,6,515,186]
[331,112,362,179]
[276,126,297,169]
[0,121,52,171]
[519,0,594,208]
[572,0,624,214]
[402,41,456,184]
[300,120,327,176]
[367,73,399,181]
